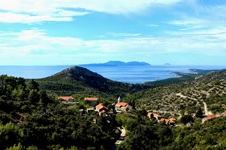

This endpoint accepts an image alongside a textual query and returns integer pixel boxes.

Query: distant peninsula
[80,61,151,67]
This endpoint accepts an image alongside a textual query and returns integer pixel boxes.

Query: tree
[196,107,203,118]
[180,115,194,124]
[27,80,39,91]
[28,89,39,103]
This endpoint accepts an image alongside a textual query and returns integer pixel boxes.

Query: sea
[0,65,226,84]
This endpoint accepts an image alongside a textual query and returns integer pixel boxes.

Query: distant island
[164,63,171,66]
[80,61,151,67]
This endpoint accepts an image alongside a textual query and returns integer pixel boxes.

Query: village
[58,95,226,129]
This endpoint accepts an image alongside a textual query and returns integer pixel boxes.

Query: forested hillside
[37,66,150,98]
[125,69,226,116]
[0,75,119,149]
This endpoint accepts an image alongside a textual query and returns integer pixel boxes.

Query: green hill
[37,66,150,97]
[125,69,226,115]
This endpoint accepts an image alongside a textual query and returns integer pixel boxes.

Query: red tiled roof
[154,114,161,118]
[169,118,176,121]
[96,103,104,109]
[216,114,221,117]
[169,119,175,124]
[58,96,74,101]
[96,103,108,110]
[164,119,170,123]
[115,102,128,107]
[84,97,99,101]
[204,115,216,121]
[147,112,153,117]
[159,118,165,122]
[115,102,132,110]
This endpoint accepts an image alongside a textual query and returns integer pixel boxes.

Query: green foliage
[0,75,118,149]
[0,122,24,149]
[27,79,39,91]
[180,115,194,124]
[196,107,203,118]
[6,143,24,150]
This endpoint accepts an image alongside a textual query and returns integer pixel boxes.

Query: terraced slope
[126,69,226,117]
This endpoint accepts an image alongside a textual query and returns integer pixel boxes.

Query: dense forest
[0,67,226,149]
[0,75,118,149]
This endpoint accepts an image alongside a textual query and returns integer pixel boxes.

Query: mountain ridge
[79,61,151,67]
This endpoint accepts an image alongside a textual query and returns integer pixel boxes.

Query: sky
[0,0,226,66]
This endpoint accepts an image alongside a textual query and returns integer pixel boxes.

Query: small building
[84,97,99,106]
[159,118,169,124]
[159,118,166,123]
[153,113,162,120]
[159,117,176,125]
[95,103,108,112]
[216,114,221,118]
[115,102,132,112]
[147,111,153,118]
[98,109,108,116]
[169,118,177,125]
[58,96,74,103]
[202,115,216,123]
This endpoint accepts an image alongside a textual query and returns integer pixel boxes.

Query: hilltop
[37,66,150,97]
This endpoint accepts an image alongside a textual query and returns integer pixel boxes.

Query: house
[95,103,108,112]
[84,97,99,106]
[202,115,216,123]
[147,111,153,118]
[115,102,132,112]
[153,113,161,120]
[159,118,169,124]
[95,103,109,116]
[159,117,176,125]
[58,96,74,103]
[98,109,109,116]
[147,112,161,121]
[159,118,166,123]
[169,118,177,125]
[216,114,221,118]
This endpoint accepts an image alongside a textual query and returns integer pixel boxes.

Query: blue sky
[0,0,226,65]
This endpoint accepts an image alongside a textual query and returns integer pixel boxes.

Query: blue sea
[0,65,225,84]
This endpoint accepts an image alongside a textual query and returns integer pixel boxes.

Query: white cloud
[148,24,159,27]
[1,28,226,65]
[0,0,182,23]
[107,32,141,37]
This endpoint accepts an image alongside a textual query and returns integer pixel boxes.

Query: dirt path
[114,126,126,146]
[203,102,213,116]
[203,102,208,116]
[176,93,197,101]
